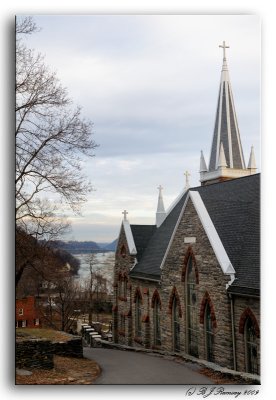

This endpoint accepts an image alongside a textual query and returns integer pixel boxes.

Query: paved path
[84,347,213,385]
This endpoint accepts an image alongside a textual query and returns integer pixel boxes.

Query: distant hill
[48,240,100,254]
[103,238,118,251]
[96,242,109,249]
[47,239,118,254]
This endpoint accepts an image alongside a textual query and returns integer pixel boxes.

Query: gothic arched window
[153,294,161,346]
[119,313,125,335]
[204,302,214,362]
[118,273,127,301]
[186,256,199,357]
[172,295,180,352]
[200,292,217,362]
[120,245,126,258]
[134,289,142,338]
[123,276,127,298]
[239,307,260,375]
[245,317,258,375]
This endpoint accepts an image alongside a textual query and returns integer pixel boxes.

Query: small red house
[16,296,40,328]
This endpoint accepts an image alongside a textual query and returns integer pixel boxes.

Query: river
[73,252,115,286]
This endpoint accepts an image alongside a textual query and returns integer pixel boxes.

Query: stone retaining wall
[16,339,54,370]
[16,336,83,370]
[53,337,83,358]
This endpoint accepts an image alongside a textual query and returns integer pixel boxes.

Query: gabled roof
[130,225,156,262]
[197,174,260,295]
[121,219,137,255]
[130,174,260,295]
[130,190,189,280]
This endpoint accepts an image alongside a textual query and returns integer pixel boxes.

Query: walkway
[84,347,213,384]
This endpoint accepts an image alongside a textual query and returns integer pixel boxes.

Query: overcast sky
[22,15,261,242]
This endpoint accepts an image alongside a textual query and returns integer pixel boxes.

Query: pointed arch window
[119,313,125,335]
[172,296,180,352]
[123,277,127,298]
[152,292,161,346]
[239,308,260,375]
[204,303,214,362]
[120,245,126,258]
[200,292,217,362]
[186,256,199,357]
[245,317,258,375]
[118,273,127,301]
[134,289,142,338]
[169,287,182,352]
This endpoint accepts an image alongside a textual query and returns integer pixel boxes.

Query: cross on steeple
[219,41,230,60]
[157,185,163,193]
[122,210,128,221]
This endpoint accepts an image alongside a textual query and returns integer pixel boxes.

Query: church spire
[217,142,228,168]
[209,41,245,172]
[156,185,166,228]
[199,150,208,173]
[247,145,257,172]
[200,42,256,186]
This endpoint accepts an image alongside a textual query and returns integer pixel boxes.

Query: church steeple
[247,146,257,173]
[200,41,257,186]
[209,41,245,171]
[156,185,166,228]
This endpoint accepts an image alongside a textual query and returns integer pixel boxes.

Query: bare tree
[82,261,112,323]
[15,17,98,284]
[16,17,97,226]
[84,253,97,325]
[38,275,81,332]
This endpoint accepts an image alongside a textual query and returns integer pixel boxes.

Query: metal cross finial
[157,185,163,193]
[122,210,128,221]
[184,171,190,188]
[219,41,230,60]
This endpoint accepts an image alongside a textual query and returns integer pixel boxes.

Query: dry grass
[16,355,101,385]
[16,328,73,342]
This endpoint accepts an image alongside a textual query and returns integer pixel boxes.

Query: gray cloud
[23,15,261,241]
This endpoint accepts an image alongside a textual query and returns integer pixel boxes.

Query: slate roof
[130,225,157,262]
[130,174,260,296]
[129,190,189,281]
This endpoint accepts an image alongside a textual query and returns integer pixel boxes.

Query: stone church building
[112,42,260,376]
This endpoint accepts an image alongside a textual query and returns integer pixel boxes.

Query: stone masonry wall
[112,199,260,374]
[52,337,83,358]
[16,339,54,370]
[16,336,83,370]
[113,224,136,345]
[160,198,234,369]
